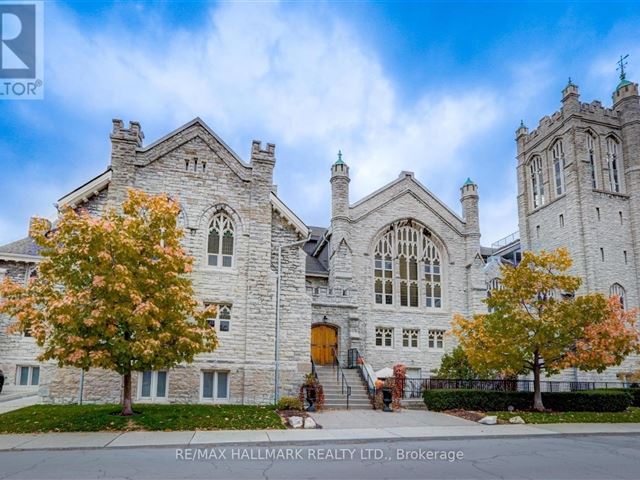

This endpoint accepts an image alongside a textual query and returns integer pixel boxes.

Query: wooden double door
[311,325,337,365]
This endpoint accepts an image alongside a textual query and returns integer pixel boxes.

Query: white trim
[270,192,309,237]
[57,170,112,208]
[0,253,42,263]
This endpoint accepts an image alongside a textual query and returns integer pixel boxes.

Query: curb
[2,429,640,452]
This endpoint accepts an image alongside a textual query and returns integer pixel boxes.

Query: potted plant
[381,379,393,412]
[299,373,324,412]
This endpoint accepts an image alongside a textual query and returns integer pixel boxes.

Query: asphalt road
[0,434,639,479]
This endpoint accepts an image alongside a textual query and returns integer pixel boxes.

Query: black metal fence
[400,377,633,399]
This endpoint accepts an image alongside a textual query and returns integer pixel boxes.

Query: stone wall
[313,169,484,377]
[516,82,640,383]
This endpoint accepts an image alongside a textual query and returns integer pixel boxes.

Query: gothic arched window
[374,230,394,305]
[552,140,566,196]
[586,133,598,189]
[207,211,234,268]
[373,221,443,308]
[606,137,621,193]
[529,156,545,209]
[423,235,442,308]
[610,283,626,310]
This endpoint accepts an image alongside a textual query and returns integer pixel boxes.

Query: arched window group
[585,133,623,193]
[610,283,626,310]
[207,211,235,268]
[374,221,443,308]
[528,133,624,211]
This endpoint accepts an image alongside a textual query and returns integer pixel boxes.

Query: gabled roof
[58,169,112,208]
[350,171,465,224]
[0,237,42,263]
[270,192,309,237]
[303,226,329,276]
[135,117,253,182]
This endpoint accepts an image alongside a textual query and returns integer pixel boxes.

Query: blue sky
[1,0,639,246]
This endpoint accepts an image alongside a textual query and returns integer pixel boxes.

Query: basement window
[17,365,39,386]
[138,371,167,400]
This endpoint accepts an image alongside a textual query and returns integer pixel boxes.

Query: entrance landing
[310,409,476,430]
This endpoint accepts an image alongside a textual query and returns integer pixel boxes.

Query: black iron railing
[348,348,376,401]
[310,355,318,382]
[400,377,633,399]
[332,347,351,409]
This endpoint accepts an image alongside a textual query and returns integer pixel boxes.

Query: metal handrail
[331,347,351,410]
[349,348,376,401]
[310,356,318,381]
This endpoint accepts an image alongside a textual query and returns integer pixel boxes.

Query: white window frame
[200,370,230,403]
[552,140,566,196]
[206,211,235,269]
[375,327,394,348]
[16,365,40,387]
[428,329,445,350]
[137,370,169,401]
[204,303,232,333]
[402,328,419,349]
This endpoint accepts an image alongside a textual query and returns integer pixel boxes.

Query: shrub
[423,389,632,412]
[596,388,640,407]
[276,396,303,411]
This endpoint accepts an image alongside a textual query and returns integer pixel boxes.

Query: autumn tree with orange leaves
[452,248,640,411]
[0,190,218,415]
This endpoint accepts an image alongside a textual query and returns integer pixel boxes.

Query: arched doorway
[311,324,338,365]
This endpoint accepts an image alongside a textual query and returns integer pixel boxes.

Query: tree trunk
[121,372,134,416]
[532,352,545,412]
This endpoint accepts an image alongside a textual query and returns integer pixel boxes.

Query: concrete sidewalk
[1,423,640,451]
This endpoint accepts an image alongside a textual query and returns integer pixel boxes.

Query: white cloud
[2,2,527,245]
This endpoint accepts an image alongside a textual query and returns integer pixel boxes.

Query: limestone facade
[2,76,640,405]
[515,78,640,381]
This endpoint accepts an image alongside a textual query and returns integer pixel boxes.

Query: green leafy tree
[452,248,640,411]
[0,189,218,415]
[432,346,485,379]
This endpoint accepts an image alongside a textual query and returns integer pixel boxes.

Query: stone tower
[460,178,480,260]
[516,74,640,310]
[329,151,352,291]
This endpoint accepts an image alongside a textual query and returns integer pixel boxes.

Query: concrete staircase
[315,365,372,409]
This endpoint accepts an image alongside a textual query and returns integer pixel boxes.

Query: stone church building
[1,74,639,404]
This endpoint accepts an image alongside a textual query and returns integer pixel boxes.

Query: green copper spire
[335,150,345,165]
[464,177,475,186]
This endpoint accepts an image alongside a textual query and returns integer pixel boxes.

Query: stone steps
[314,366,372,410]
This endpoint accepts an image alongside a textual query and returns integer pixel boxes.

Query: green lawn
[0,404,285,434]
[491,407,640,424]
